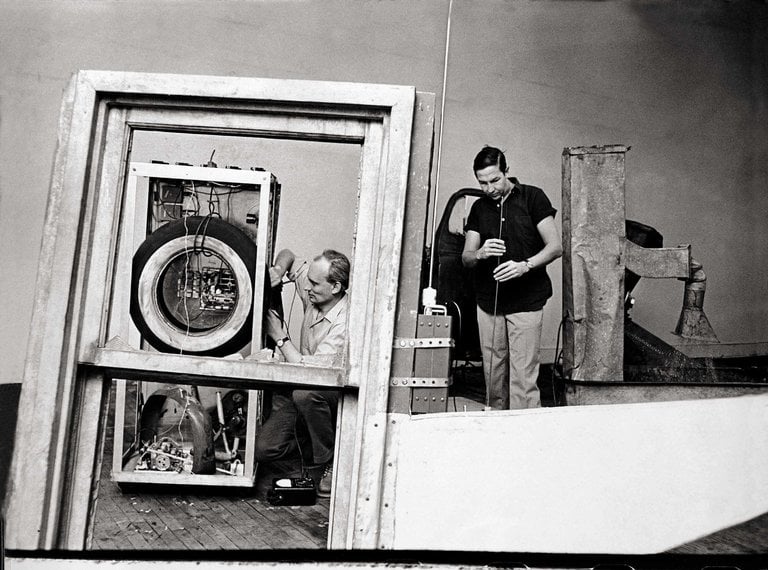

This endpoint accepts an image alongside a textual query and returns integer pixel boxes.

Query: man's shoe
[317,462,333,498]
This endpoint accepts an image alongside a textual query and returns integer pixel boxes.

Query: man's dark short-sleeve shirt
[464,178,557,314]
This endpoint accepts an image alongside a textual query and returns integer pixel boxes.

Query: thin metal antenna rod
[426,0,454,292]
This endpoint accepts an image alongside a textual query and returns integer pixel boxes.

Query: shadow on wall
[0,383,21,511]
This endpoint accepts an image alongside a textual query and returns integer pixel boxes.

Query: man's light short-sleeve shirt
[292,261,348,366]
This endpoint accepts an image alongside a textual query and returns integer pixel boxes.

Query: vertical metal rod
[426,0,454,290]
[487,197,506,408]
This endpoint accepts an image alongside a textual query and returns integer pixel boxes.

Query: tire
[130,216,257,356]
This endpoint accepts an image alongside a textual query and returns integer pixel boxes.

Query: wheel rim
[135,235,253,353]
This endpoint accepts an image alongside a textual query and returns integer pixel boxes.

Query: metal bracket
[423,304,447,316]
[391,376,451,387]
[393,337,454,349]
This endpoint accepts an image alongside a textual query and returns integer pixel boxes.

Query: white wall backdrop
[1,0,766,384]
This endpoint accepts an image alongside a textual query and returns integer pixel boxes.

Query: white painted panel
[392,394,768,554]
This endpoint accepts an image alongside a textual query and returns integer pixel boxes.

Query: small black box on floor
[267,477,316,506]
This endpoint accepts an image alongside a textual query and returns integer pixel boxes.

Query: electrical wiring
[181,215,192,355]
[175,388,190,448]
[191,213,216,257]
[126,388,145,459]
[485,195,507,409]
[448,300,462,412]
[266,261,308,473]
[226,184,233,221]
[180,180,200,217]
[245,202,259,222]
[161,198,182,221]
[549,316,566,406]
[175,213,240,333]
[206,185,222,218]
[293,408,308,478]
[180,192,207,356]
[208,181,245,190]
[284,260,307,343]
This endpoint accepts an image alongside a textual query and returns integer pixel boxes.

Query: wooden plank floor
[88,381,329,551]
[89,481,330,550]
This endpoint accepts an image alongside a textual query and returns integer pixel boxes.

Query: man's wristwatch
[276,336,290,348]
[525,259,535,270]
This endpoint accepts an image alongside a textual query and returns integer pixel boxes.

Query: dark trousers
[254,389,339,469]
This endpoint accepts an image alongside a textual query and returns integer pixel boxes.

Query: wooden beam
[5,71,418,551]
[58,373,110,550]
[624,240,690,279]
[5,73,95,550]
[82,346,346,390]
[80,69,414,108]
[562,145,627,382]
[349,92,434,550]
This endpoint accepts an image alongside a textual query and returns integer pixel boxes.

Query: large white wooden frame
[4,71,415,551]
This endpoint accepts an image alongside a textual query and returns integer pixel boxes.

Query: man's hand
[268,266,283,288]
[493,259,529,282]
[476,238,506,260]
[265,309,287,341]
[269,249,296,288]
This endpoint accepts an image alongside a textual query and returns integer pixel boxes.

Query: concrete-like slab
[392,393,768,554]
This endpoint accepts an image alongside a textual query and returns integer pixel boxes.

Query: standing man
[461,146,562,409]
[258,248,350,497]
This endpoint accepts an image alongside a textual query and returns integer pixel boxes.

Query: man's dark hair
[317,249,350,292]
[473,145,508,174]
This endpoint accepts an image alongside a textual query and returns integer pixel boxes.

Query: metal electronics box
[111,161,280,488]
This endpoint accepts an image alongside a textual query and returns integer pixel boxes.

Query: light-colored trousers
[477,306,543,410]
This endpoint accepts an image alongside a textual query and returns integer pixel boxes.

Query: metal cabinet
[111,162,280,487]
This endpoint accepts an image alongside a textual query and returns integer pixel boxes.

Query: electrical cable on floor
[550,316,565,406]
[294,407,307,478]
[449,300,462,411]
[451,353,459,412]
[268,265,305,475]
